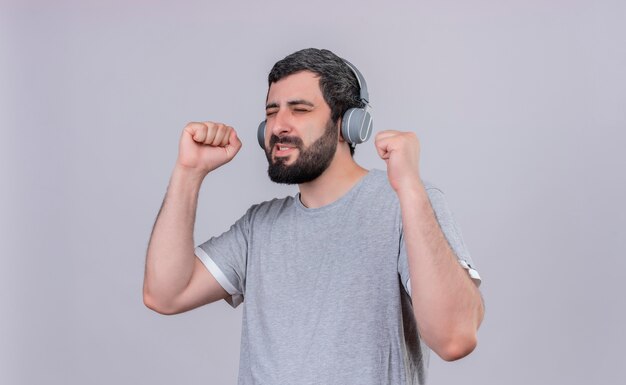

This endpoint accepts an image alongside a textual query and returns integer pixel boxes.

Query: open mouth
[274,143,298,157]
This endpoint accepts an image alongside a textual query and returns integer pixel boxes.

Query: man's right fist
[176,121,242,175]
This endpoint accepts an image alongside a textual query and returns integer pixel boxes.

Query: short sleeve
[195,208,251,308]
[399,186,482,298]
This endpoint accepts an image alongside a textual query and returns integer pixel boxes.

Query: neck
[297,149,368,209]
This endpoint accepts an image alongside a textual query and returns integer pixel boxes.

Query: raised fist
[374,130,422,193]
[176,121,242,175]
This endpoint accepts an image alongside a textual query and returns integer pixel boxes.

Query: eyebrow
[265,99,315,110]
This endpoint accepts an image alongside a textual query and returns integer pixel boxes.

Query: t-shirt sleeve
[194,208,251,308]
[398,186,482,298]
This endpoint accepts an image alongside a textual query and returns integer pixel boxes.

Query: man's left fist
[374,130,423,193]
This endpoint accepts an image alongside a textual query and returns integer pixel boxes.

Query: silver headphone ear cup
[358,110,373,143]
[257,120,266,149]
[341,109,357,144]
[342,108,373,145]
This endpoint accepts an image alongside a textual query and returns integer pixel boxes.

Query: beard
[265,118,338,184]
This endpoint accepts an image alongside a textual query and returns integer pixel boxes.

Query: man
[143,48,484,385]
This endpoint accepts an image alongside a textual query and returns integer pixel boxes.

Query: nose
[269,108,293,138]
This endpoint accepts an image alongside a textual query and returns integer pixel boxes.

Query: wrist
[172,163,207,187]
[395,179,428,203]
[394,174,425,195]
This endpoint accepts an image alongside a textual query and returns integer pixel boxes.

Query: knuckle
[185,121,200,130]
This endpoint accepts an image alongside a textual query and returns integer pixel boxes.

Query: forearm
[143,165,206,307]
[398,184,483,360]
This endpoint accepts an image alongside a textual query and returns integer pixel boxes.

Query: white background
[1,1,625,384]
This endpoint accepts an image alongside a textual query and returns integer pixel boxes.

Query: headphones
[257,59,373,150]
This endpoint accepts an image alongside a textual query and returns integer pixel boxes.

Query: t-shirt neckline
[294,169,376,213]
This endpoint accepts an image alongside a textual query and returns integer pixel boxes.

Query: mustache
[269,135,303,149]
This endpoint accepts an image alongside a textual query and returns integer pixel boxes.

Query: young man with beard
[143,48,484,385]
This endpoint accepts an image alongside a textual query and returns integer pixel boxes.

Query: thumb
[375,138,390,160]
[224,129,242,158]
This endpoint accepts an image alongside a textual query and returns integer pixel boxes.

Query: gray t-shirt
[195,169,481,385]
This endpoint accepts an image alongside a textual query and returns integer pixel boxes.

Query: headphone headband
[342,59,369,104]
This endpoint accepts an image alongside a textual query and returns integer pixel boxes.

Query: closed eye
[287,99,314,111]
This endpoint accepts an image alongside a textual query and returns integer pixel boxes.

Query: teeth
[279,146,289,151]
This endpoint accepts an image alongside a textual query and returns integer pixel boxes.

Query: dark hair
[268,48,364,156]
